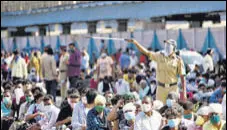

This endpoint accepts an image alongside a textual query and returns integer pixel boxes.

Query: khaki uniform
[148,52,185,104]
[59,53,69,99]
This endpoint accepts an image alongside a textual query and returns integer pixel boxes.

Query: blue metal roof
[1,1,226,27]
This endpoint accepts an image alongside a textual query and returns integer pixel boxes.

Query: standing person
[41,48,58,102]
[130,51,138,68]
[30,51,41,82]
[134,96,162,130]
[59,45,69,100]
[81,49,90,75]
[125,39,186,103]
[119,49,130,71]
[97,53,114,81]
[67,43,81,88]
[10,50,27,82]
[203,48,214,73]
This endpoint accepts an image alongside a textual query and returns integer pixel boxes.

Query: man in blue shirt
[209,81,226,103]
[119,49,130,70]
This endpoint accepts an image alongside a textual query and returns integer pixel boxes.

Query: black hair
[182,101,194,111]
[79,87,90,97]
[34,92,44,102]
[43,94,53,101]
[69,42,75,47]
[111,95,122,105]
[47,48,54,55]
[67,88,79,96]
[31,87,42,95]
[164,104,184,119]
[86,89,98,104]
[34,52,38,57]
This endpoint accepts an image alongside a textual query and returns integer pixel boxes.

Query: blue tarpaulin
[107,34,117,55]
[12,38,18,51]
[88,37,99,64]
[127,32,139,55]
[151,30,162,51]
[1,39,5,51]
[74,41,79,50]
[56,36,61,52]
[177,29,188,50]
[40,37,45,53]
[25,37,31,55]
[201,28,223,59]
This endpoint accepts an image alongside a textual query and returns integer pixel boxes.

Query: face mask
[26,96,34,103]
[4,97,11,104]
[166,99,174,108]
[142,104,151,112]
[67,98,75,108]
[168,119,180,128]
[184,113,193,119]
[81,96,87,104]
[95,105,105,113]
[124,112,135,121]
[210,115,221,125]
[164,43,174,56]
[195,116,205,126]
[43,105,52,112]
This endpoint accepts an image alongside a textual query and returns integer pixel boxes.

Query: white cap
[95,95,106,105]
[153,100,164,110]
[197,106,210,115]
[208,79,215,87]
[123,103,136,113]
[164,39,177,47]
[101,53,107,58]
[209,103,222,114]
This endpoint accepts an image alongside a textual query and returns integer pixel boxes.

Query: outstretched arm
[125,39,150,56]
[125,39,158,62]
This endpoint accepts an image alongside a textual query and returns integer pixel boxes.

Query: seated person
[55,88,80,127]
[38,95,60,130]
[25,92,44,123]
[18,89,34,121]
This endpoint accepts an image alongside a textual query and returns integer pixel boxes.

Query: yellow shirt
[148,52,185,84]
[203,120,226,130]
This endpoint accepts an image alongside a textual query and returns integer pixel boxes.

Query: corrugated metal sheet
[1,1,226,27]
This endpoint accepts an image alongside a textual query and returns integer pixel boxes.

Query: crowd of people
[1,38,226,130]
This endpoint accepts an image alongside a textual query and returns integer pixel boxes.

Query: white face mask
[68,98,76,108]
[164,43,174,56]
[43,105,52,112]
[142,104,151,112]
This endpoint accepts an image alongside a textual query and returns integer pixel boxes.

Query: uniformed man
[59,45,69,100]
[125,39,186,103]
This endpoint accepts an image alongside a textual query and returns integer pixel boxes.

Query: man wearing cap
[126,39,186,103]
[188,106,210,130]
[119,102,136,130]
[67,43,81,88]
[203,103,226,130]
[97,53,114,81]
[59,45,69,99]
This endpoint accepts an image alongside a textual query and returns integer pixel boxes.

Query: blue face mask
[184,113,193,119]
[210,115,221,124]
[166,99,174,108]
[168,119,179,128]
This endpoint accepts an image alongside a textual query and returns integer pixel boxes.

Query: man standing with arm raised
[125,39,187,104]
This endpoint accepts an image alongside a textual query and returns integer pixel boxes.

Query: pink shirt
[97,56,113,79]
